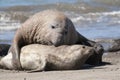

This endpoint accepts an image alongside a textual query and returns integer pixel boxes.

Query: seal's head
[35,10,78,46]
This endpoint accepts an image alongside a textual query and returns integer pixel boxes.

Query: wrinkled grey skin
[8,10,104,69]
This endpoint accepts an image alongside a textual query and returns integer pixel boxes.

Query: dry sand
[0,52,120,80]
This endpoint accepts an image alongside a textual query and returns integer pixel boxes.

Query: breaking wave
[0,12,21,31]
[72,11,120,26]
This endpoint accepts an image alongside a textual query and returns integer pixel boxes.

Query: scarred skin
[1,44,94,71]
[8,10,104,69]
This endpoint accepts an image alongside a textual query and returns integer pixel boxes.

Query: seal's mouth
[53,42,62,47]
[52,39,64,47]
[51,34,64,47]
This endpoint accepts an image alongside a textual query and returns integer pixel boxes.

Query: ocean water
[0,0,120,44]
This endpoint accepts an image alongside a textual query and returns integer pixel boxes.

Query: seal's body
[1,44,94,71]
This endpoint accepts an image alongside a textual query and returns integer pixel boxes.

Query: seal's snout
[94,44,104,54]
[61,29,68,35]
[86,48,94,56]
[53,39,63,47]
[51,35,64,47]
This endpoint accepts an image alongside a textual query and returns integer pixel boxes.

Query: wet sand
[0,52,120,80]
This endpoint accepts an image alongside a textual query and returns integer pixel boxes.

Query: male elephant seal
[1,44,94,71]
[8,10,103,69]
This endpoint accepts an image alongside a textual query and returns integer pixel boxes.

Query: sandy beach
[0,51,119,80]
[0,0,120,80]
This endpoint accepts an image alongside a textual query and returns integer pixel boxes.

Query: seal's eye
[51,26,55,29]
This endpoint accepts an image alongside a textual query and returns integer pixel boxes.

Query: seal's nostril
[89,49,94,53]
[64,31,68,35]
[82,46,85,48]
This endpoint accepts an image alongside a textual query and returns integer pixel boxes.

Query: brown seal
[8,10,103,69]
[1,44,94,71]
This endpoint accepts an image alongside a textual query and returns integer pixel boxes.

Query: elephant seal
[0,44,94,71]
[8,10,78,69]
[8,9,104,69]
